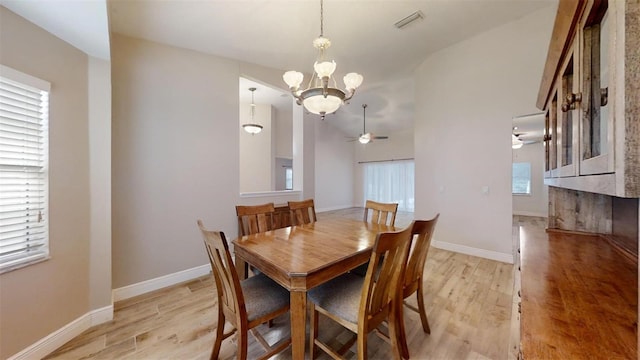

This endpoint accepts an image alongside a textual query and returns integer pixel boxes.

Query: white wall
[240,103,273,192]
[314,119,355,211]
[414,5,555,263]
[353,130,414,207]
[275,104,293,159]
[513,143,548,217]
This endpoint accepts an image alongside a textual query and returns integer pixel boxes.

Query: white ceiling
[1,0,555,137]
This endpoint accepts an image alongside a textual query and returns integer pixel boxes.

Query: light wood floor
[45,208,530,360]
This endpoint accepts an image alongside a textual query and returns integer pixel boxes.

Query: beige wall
[111,34,240,288]
[414,5,555,261]
[0,7,91,358]
[89,56,112,309]
[111,35,313,289]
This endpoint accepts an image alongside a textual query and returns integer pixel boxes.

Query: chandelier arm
[289,90,304,105]
[343,89,356,102]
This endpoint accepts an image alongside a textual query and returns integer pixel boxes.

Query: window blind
[363,160,415,212]
[0,65,50,273]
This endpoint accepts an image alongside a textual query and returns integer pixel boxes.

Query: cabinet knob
[561,92,582,112]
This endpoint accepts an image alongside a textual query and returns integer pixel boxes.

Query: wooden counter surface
[520,229,637,359]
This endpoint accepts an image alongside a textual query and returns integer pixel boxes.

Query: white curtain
[363,160,415,212]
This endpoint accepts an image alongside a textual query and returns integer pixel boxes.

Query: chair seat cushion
[308,273,364,324]
[241,273,290,322]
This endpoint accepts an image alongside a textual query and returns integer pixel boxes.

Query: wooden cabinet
[530,1,640,358]
[538,0,639,198]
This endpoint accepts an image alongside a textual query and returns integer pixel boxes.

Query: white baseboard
[513,210,547,218]
[316,205,356,213]
[112,264,211,302]
[432,240,514,264]
[8,305,113,360]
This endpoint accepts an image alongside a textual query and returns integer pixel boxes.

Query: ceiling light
[358,133,371,144]
[243,87,263,135]
[512,134,523,149]
[394,10,424,29]
[282,0,363,120]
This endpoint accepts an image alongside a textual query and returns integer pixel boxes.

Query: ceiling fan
[348,104,389,144]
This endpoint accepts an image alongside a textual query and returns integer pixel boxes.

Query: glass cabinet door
[546,90,559,178]
[557,40,579,177]
[580,0,614,175]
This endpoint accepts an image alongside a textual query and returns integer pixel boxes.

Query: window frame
[0,65,50,274]
[285,167,293,190]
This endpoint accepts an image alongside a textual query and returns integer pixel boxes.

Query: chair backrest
[236,203,275,236]
[288,199,317,226]
[363,200,398,226]
[360,222,413,329]
[404,215,439,294]
[197,220,245,327]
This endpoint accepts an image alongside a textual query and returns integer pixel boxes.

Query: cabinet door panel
[580,0,614,175]
[557,40,579,178]
[546,90,559,178]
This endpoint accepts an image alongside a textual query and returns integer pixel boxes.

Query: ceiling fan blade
[373,136,389,140]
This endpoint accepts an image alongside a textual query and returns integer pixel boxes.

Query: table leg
[290,290,307,360]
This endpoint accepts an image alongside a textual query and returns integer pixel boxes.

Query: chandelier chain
[320,0,324,37]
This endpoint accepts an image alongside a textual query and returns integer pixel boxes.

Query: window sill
[239,190,301,198]
[0,255,50,275]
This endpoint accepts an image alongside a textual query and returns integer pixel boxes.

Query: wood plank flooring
[45,208,522,360]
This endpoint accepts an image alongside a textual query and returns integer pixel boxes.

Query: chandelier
[282,0,363,119]
[242,87,263,135]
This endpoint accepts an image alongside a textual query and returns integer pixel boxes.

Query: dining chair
[236,203,275,236]
[197,220,291,360]
[364,200,398,226]
[351,200,400,276]
[308,222,414,360]
[396,214,440,359]
[288,199,317,226]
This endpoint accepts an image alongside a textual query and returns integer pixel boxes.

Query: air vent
[394,10,424,29]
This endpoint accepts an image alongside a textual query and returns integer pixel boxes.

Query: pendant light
[242,87,263,135]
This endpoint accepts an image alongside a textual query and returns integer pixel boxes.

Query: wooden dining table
[232,217,396,360]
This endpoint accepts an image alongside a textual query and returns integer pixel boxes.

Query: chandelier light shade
[283,0,363,119]
[243,87,263,135]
